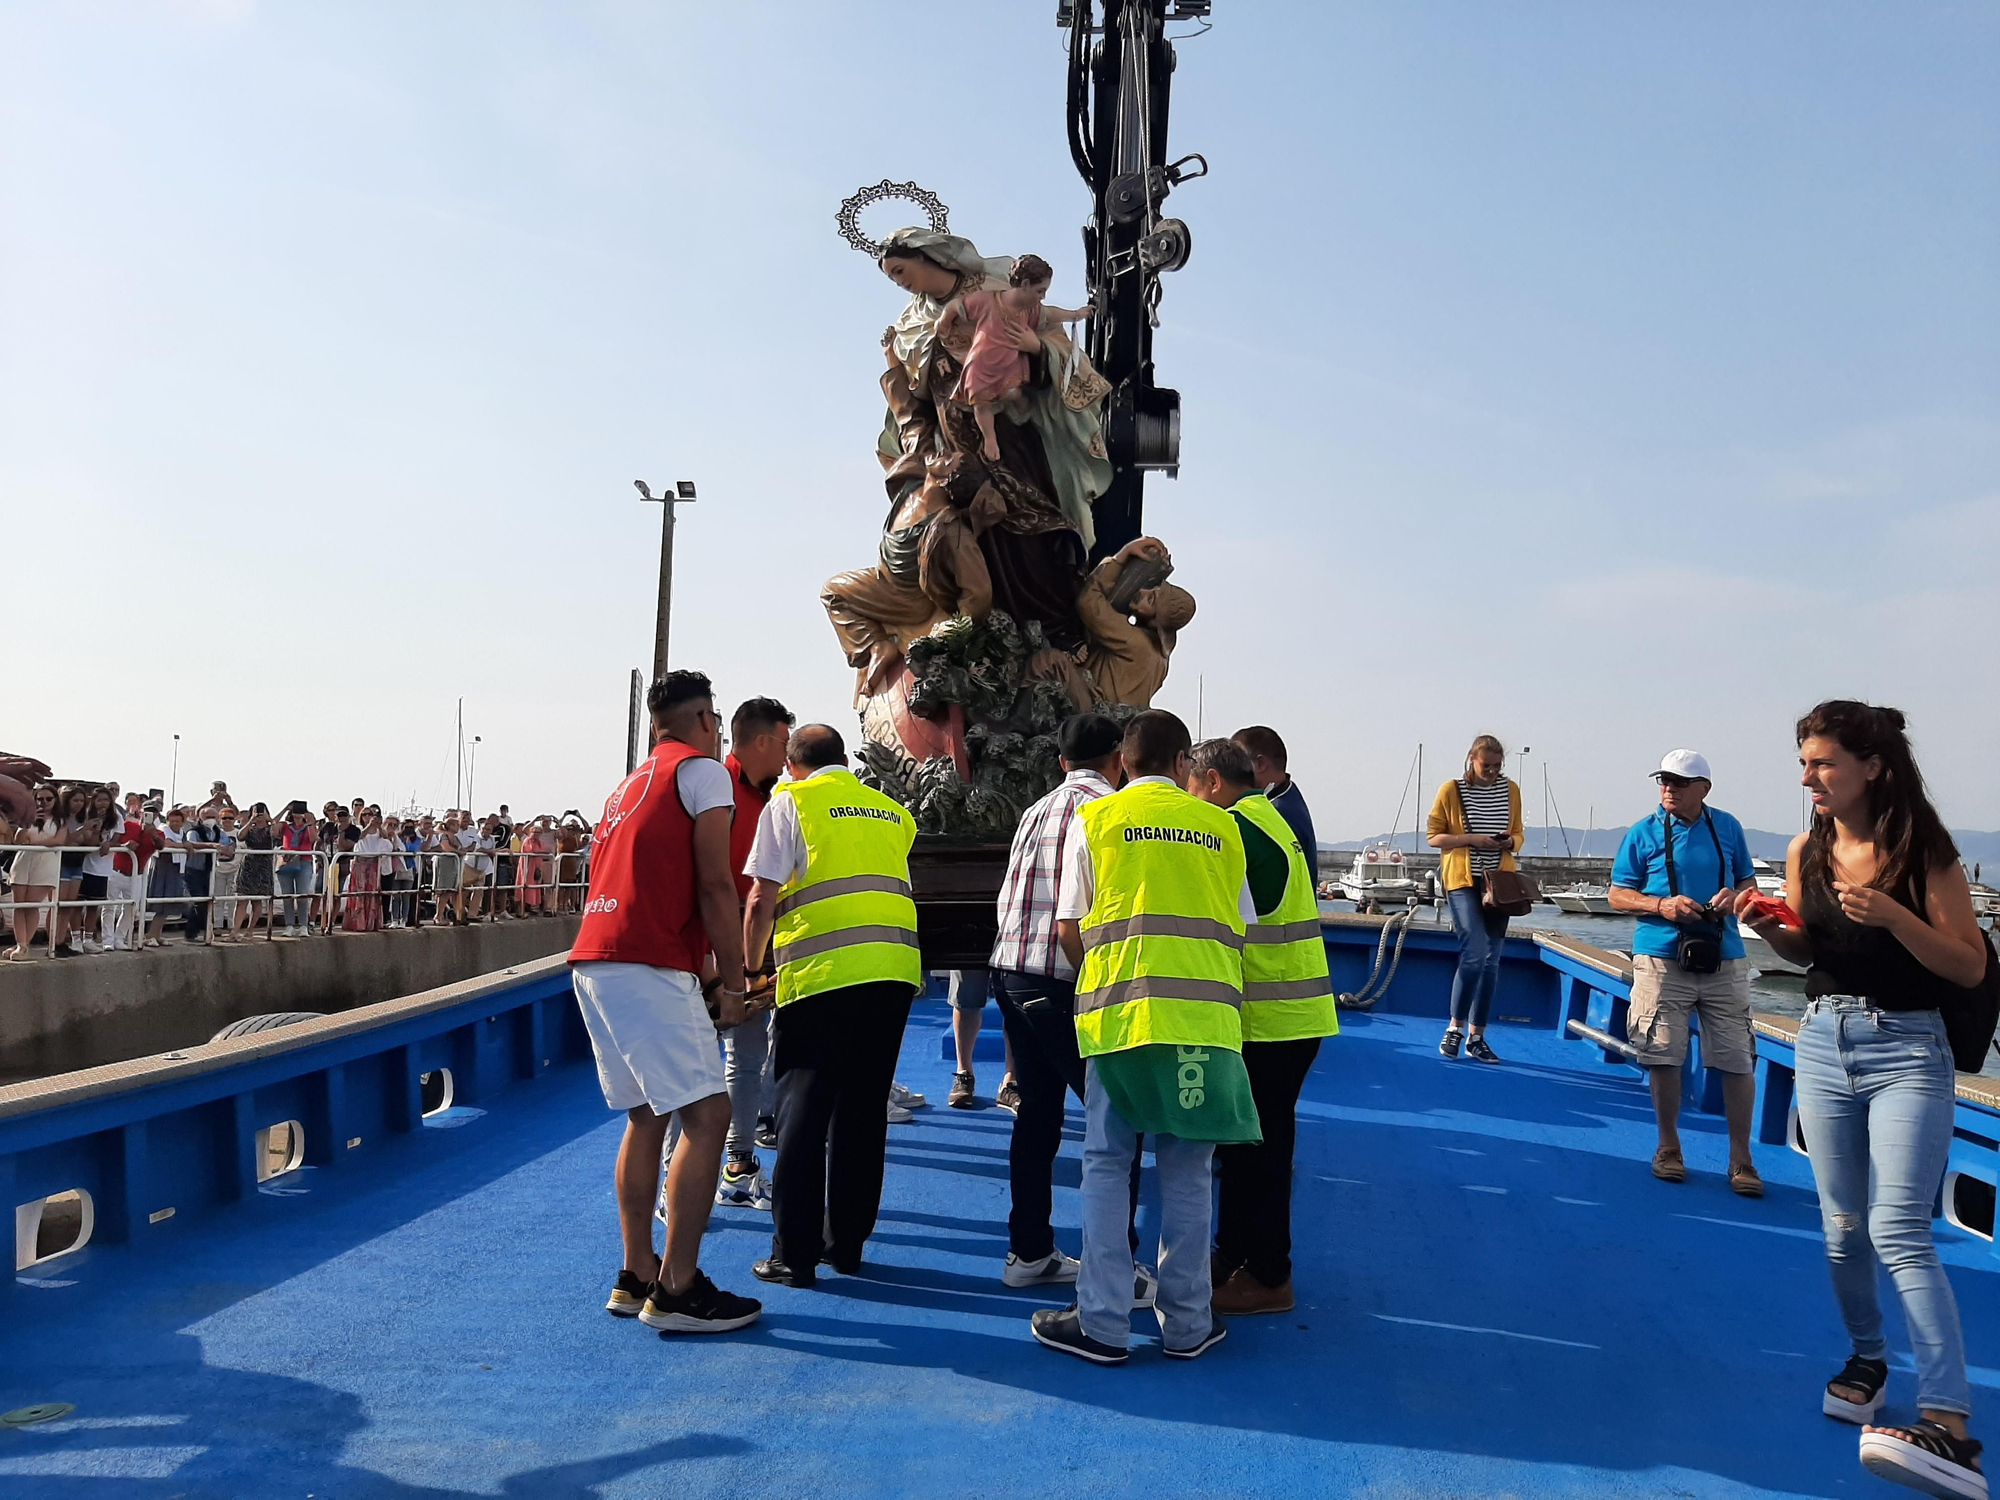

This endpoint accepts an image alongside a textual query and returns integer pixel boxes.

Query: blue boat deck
[4,997,1998,1498]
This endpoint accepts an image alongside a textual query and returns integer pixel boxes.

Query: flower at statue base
[905,611,1028,723]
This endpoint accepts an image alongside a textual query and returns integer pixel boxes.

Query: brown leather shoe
[1210,1268,1295,1316]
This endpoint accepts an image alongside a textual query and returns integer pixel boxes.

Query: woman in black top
[1742,701,1988,1499]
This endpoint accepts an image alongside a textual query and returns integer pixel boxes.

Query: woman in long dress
[343,815,387,933]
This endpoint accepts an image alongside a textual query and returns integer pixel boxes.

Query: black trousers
[1213,1036,1322,1288]
[993,969,1141,1262]
[182,867,212,941]
[769,980,914,1269]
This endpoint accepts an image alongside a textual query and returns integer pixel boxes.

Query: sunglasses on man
[1654,773,1701,789]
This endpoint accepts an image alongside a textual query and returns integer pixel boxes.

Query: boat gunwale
[0,953,572,1124]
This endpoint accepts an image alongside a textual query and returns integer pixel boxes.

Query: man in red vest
[570,670,762,1334]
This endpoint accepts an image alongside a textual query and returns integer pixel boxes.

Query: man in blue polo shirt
[1608,749,1762,1196]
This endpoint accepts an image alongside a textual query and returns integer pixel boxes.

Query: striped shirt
[989,769,1116,979]
[1458,778,1512,875]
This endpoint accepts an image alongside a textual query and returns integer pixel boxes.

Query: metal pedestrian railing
[0,837,590,956]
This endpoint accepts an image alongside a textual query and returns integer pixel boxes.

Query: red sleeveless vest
[569,739,711,974]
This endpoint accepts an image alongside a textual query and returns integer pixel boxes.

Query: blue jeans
[1795,997,1969,1416]
[274,862,311,931]
[1078,1058,1214,1350]
[722,1010,774,1158]
[1446,883,1509,1029]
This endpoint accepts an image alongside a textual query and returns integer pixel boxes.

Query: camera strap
[1660,808,1729,907]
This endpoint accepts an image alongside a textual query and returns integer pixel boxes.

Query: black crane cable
[1066,0,1095,187]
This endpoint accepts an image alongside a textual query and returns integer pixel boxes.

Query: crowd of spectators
[0,772,592,961]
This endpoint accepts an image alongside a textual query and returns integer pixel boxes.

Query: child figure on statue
[934,254,1088,462]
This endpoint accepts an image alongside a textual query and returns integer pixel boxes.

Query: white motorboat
[1751,857,1785,898]
[1548,883,1615,915]
[1969,882,2000,922]
[1338,842,1423,912]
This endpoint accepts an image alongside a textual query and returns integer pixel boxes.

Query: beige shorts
[1626,956,1754,1074]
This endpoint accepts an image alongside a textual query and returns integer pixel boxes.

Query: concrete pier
[0,916,581,1084]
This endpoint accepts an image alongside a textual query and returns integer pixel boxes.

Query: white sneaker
[1001,1250,1080,1288]
[889,1080,928,1110]
[716,1159,770,1209]
[1131,1265,1159,1310]
[79,939,103,954]
[886,1099,914,1124]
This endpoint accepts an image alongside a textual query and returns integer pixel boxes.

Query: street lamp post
[170,734,181,808]
[634,479,697,682]
[468,735,482,816]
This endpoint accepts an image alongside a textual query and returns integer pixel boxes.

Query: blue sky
[3,2,1994,837]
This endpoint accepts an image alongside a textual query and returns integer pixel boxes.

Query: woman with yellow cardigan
[1426,735,1526,1063]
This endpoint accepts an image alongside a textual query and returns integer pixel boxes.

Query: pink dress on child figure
[953,291,1032,403]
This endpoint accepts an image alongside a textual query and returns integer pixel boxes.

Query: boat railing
[1525,924,2000,1255]
[4,952,586,1277]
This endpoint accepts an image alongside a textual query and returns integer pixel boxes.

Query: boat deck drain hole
[257,1120,306,1182]
[1946,1171,1995,1241]
[14,1190,93,1271]
[420,1069,455,1116]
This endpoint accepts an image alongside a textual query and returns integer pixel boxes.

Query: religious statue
[821,185,1197,833]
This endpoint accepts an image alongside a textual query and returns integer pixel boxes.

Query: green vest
[1233,792,1339,1043]
[1074,780,1246,1058]
[770,769,921,1005]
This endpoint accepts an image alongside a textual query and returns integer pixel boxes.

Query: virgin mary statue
[871,227,1110,641]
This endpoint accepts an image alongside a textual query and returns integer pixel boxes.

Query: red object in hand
[1739,892,1802,930]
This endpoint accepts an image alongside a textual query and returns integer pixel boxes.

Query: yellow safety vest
[1074,780,1246,1058]
[1233,792,1339,1043]
[770,769,921,1005]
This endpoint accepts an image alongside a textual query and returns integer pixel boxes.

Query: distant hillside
[1326,826,2000,870]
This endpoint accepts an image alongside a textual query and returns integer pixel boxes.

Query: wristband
[718,986,748,998]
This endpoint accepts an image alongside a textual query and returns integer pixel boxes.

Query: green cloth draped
[1093,1043,1262,1143]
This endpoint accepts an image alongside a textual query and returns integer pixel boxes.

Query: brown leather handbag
[1482,866,1540,917]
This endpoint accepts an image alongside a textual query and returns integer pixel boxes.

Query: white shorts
[571,961,726,1116]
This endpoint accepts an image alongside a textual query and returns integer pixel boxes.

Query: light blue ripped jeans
[1794,996,1970,1416]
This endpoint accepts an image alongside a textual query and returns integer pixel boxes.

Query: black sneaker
[755,1116,778,1149]
[1465,1035,1501,1064]
[1164,1321,1228,1361]
[638,1270,762,1334]
[1439,1028,1463,1059]
[605,1268,651,1318]
[1030,1305,1128,1365]
[1859,1420,1987,1500]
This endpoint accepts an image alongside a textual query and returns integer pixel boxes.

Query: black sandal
[1859,1419,1986,1500]
[1823,1354,1887,1424]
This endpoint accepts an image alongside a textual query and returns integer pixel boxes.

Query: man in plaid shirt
[990,713,1149,1292]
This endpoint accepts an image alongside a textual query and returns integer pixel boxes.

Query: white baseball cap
[1655,749,1712,783]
